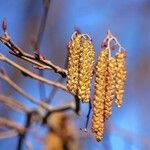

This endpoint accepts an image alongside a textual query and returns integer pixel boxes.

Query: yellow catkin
[115,51,127,107]
[78,35,94,102]
[67,32,82,94]
[104,57,116,119]
[92,48,108,141]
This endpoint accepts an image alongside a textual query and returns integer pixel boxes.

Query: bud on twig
[2,18,7,33]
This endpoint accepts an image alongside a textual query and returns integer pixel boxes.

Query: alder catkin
[92,48,108,141]
[104,57,116,119]
[67,33,94,102]
[78,35,94,102]
[67,32,82,94]
[115,51,127,107]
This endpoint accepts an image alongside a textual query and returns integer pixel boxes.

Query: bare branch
[0,68,77,115]
[0,36,67,77]
[0,53,68,92]
[0,118,26,134]
[0,129,17,139]
[0,94,31,113]
[0,69,52,110]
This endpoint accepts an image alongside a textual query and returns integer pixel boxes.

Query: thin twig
[33,0,51,101]
[85,101,92,129]
[43,102,76,124]
[0,129,17,139]
[80,101,92,132]
[0,69,52,110]
[0,94,31,113]
[45,46,69,104]
[0,68,76,114]
[0,53,68,92]
[0,36,67,77]
[0,118,26,134]
[34,0,51,50]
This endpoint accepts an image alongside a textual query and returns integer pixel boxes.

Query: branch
[34,0,51,50]
[0,68,77,115]
[0,36,67,77]
[33,0,51,100]
[0,68,52,110]
[0,94,31,113]
[0,118,26,134]
[0,53,68,92]
[0,129,17,139]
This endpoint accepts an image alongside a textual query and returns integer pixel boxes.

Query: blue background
[0,0,150,150]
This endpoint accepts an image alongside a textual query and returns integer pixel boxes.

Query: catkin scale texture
[67,33,82,94]
[78,37,94,102]
[92,48,108,141]
[67,33,94,103]
[115,51,127,107]
[104,57,116,119]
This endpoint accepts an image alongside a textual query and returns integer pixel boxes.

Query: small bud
[34,51,46,60]
[2,18,7,32]
[74,26,81,34]
[0,67,6,75]
[101,40,108,48]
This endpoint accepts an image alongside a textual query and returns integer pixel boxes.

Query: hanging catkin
[104,57,116,119]
[67,32,94,102]
[78,35,94,102]
[92,48,108,141]
[67,32,82,94]
[115,51,127,107]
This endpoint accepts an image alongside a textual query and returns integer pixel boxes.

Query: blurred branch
[0,68,76,115]
[0,129,17,139]
[0,94,31,113]
[33,0,51,101]
[0,118,26,134]
[24,139,33,150]
[0,68,52,110]
[45,48,68,104]
[34,0,51,50]
[0,35,67,77]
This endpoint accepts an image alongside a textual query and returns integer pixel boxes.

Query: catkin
[78,35,94,102]
[92,48,108,141]
[67,33,94,102]
[115,51,127,107]
[104,57,116,119]
[67,32,82,94]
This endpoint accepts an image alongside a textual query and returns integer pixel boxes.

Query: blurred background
[0,0,150,150]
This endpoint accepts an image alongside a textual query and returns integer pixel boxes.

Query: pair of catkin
[92,48,127,141]
[67,32,94,103]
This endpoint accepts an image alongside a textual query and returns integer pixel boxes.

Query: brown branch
[0,118,26,134]
[0,69,52,110]
[0,54,81,114]
[0,67,77,115]
[0,94,31,113]
[0,129,17,139]
[0,36,67,77]
[0,53,68,92]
